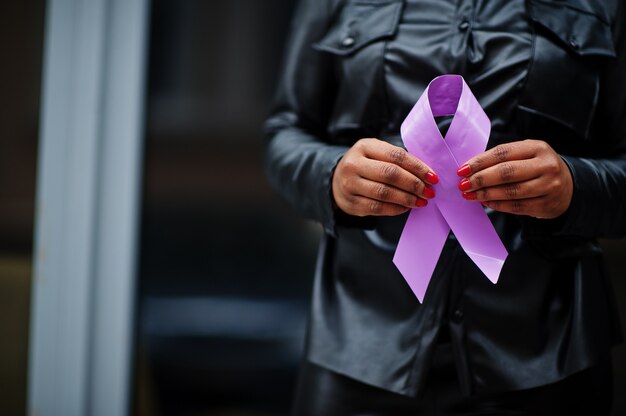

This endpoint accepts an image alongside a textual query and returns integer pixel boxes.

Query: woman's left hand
[457,139,573,219]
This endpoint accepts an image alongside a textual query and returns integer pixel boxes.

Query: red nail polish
[425,172,439,184]
[417,198,428,207]
[458,178,471,191]
[423,187,436,199]
[462,191,476,200]
[457,164,471,177]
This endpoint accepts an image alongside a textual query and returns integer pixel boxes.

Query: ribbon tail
[393,205,450,302]
[463,251,506,283]
[436,201,508,284]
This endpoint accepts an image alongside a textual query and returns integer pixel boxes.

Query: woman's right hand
[331,138,439,217]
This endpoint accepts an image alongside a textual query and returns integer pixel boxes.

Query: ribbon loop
[393,75,508,302]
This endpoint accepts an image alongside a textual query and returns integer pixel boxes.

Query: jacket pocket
[312,0,404,141]
[515,0,616,142]
[313,0,403,56]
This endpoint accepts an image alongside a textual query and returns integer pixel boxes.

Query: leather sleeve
[263,0,350,236]
[557,3,626,238]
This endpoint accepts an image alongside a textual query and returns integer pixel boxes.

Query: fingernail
[457,164,471,177]
[425,172,439,184]
[481,201,490,207]
[417,198,428,207]
[423,187,436,199]
[462,191,476,200]
[458,178,471,191]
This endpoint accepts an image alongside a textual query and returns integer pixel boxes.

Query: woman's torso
[304,0,622,397]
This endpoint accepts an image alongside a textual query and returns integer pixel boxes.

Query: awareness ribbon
[393,75,508,302]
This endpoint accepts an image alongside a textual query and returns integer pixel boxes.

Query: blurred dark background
[0,1,625,416]
[0,2,45,416]
[132,1,317,415]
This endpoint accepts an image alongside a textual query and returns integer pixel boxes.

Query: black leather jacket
[264,0,626,396]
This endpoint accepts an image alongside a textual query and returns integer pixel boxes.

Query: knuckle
[493,145,510,163]
[546,159,560,174]
[478,188,489,200]
[375,185,392,201]
[413,179,425,195]
[548,178,560,192]
[472,157,483,171]
[355,138,374,152]
[406,193,418,207]
[340,177,351,191]
[537,140,550,152]
[511,200,524,213]
[369,200,383,215]
[498,163,515,182]
[381,164,400,181]
[413,160,428,176]
[474,174,485,188]
[526,138,539,147]
[342,157,357,172]
[389,148,407,165]
[504,183,520,198]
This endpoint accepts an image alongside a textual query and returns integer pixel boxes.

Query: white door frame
[28,0,150,414]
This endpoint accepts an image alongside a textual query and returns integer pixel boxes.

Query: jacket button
[458,18,470,31]
[341,36,356,48]
[452,309,464,323]
[569,36,580,49]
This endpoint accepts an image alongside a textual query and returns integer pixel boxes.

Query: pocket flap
[313,0,403,56]
[528,0,616,58]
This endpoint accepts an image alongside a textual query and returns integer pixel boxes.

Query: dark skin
[332,138,438,216]
[332,138,573,219]
[459,139,574,218]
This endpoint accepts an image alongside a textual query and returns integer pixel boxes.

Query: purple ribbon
[393,75,508,302]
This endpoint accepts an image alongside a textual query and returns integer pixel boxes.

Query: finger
[358,159,435,199]
[360,140,439,184]
[350,195,415,217]
[482,197,546,217]
[354,177,429,208]
[462,177,549,201]
[458,160,541,192]
[458,141,540,176]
